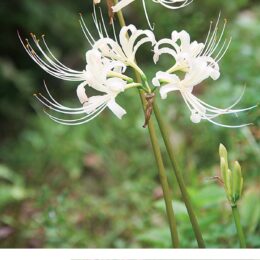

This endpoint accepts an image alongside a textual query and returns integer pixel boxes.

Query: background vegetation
[0,0,259,248]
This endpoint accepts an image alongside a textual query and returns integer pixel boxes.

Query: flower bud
[226,169,232,202]
[220,157,228,187]
[219,144,228,166]
[219,144,244,206]
[231,161,243,204]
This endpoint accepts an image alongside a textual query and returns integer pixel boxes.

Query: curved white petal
[106,78,126,92]
[94,25,155,65]
[112,0,135,12]
[107,99,127,119]
[160,84,179,99]
[77,82,88,104]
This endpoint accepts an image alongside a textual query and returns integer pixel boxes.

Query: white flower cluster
[19,3,254,127]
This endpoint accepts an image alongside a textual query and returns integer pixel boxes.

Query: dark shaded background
[0,0,259,248]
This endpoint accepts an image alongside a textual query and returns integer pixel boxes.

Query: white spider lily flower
[153,18,231,81]
[18,11,131,84]
[152,60,254,128]
[34,49,128,125]
[19,12,141,125]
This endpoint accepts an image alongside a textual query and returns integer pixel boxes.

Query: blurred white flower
[112,0,192,12]
[152,0,193,9]
[112,0,192,29]
[152,60,254,127]
[35,50,128,125]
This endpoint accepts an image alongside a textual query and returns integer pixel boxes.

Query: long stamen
[201,13,221,55]
[35,94,85,114]
[142,0,154,30]
[18,32,85,81]
[43,81,82,110]
[99,8,109,38]
[215,37,232,62]
[45,104,107,125]
[41,36,82,73]
[79,15,95,46]
[206,19,227,57]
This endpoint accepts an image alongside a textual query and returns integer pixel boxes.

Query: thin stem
[113,0,179,248]
[130,61,151,93]
[108,71,133,83]
[153,102,206,248]
[125,82,143,89]
[147,112,180,248]
[231,205,246,248]
[166,63,188,74]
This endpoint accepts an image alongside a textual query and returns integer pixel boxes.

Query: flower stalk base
[231,205,246,248]
[153,102,206,248]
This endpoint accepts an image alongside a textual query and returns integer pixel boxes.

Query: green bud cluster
[219,144,244,207]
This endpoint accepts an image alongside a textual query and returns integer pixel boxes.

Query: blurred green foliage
[0,0,259,248]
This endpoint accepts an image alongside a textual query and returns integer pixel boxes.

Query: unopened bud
[219,144,244,206]
[219,144,228,166]
[226,169,232,202]
[220,157,228,187]
[232,161,243,204]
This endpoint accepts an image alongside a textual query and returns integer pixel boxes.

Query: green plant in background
[0,165,28,209]
[219,144,246,248]
[0,0,259,249]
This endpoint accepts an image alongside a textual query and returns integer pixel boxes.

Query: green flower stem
[147,112,180,248]
[153,102,206,248]
[231,205,246,248]
[130,63,152,93]
[113,0,179,248]
[125,83,143,90]
[108,71,133,83]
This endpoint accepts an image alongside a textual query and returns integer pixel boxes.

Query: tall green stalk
[153,103,205,248]
[232,206,246,248]
[147,116,180,248]
[113,0,179,248]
